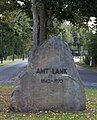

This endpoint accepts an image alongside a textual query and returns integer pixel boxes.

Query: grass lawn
[0,62,12,67]
[0,86,97,120]
[76,61,97,72]
[0,59,28,67]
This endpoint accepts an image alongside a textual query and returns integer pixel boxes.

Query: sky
[88,17,96,27]
[88,17,96,34]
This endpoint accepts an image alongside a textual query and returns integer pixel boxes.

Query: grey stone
[10,37,86,112]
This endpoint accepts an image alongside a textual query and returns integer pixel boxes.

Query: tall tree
[0,9,32,62]
[85,31,97,66]
[31,0,97,50]
[0,16,13,63]
[8,9,32,60]
[1,0,97,50]
[31,0,47,50]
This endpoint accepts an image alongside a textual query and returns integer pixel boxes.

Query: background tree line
[0,0,97,66]
[0,4,33,63]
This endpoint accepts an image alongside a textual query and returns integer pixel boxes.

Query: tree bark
[22,52,25,61]
[12,53,14,62]
[31,0,47,50]
[39,3,47,45]
[31,0,40,50]
[0,55,3,64]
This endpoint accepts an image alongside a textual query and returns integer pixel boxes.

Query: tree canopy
[1,0,97,64]
[1,0,97,23]
[0,7,32,63]
[31,0,97,24]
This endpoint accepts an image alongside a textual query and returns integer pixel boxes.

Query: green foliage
[88,33,97,58]
[48,20,86,43]
[83,56,90,65]
[7,55,20,60]
[1,0,97,61]
[61,23,73,43]
[41,0,97,25]
[0,18,13,63]
[85,31,97,66]
[0,9,32,62]
[1,0,97,25]
[0,0,32,18]
[9,9,32,53]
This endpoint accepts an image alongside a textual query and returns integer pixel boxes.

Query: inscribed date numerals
[41,79,63,83]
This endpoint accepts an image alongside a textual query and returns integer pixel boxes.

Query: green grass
[0,59,28,67]
[0,86,97,120]
[0,62,12,66]
[76,61,97,72]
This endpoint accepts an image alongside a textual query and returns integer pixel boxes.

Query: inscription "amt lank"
[36,68,67,74]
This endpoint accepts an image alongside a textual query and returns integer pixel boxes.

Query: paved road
[76,65,97,89]
[0,62,97,89]
[0,62,28,86]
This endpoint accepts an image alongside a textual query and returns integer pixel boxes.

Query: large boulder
[10,37,86,112]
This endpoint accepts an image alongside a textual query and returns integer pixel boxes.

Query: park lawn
[0,58,28,67]
[76,61,97,72]
[0,62,12,66]
[0,86,97,120]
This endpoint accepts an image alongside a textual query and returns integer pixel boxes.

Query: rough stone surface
[10,37,86,112]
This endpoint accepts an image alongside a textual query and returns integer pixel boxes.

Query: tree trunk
[31,0,40,50]
[39,3,47,45]
[12,53,14,62]
[92,57,97,67]
[22,52,25,61]
[12,46,15,61]
[31,0,47,50]
[0,55,3,64]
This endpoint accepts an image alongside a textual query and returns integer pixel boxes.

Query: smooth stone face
[10,37,86,112]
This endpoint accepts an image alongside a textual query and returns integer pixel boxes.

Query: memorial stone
[10,37,86,112]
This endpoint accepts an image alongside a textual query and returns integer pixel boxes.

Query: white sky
[17,1,24,5]
[88,17,96,34]
[88,17,96,27]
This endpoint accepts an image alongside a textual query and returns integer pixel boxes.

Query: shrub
[83,56,90,65]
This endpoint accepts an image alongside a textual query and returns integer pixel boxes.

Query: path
[0,62,27,86]
[76,64,97,89]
